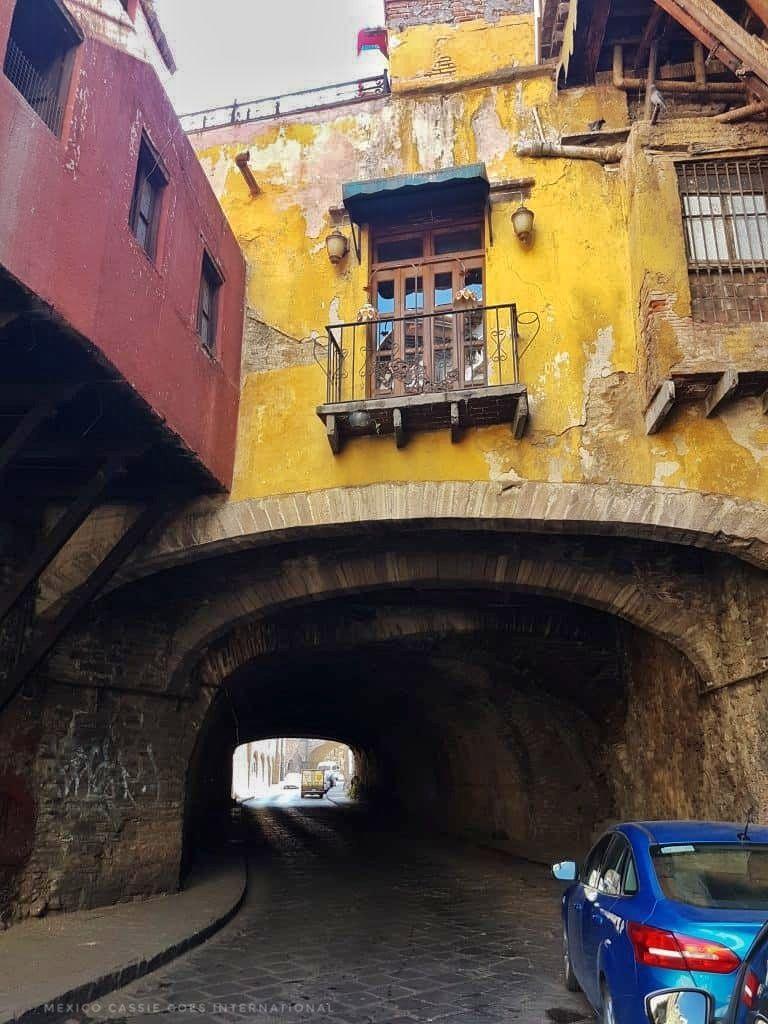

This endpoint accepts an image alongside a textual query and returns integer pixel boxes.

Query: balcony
[315,303,529,452]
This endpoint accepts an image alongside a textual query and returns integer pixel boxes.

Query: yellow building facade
[188,0,767,506]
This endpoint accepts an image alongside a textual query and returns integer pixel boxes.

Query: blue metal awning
[342,164,489,224]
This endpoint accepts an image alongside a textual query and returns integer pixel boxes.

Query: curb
[7,856,248,1024]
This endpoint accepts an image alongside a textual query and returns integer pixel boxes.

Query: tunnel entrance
[8,517,762,924]
[182,577,707,875]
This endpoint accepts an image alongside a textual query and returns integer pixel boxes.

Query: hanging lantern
[325,228,349,264]
[511,204,535,244]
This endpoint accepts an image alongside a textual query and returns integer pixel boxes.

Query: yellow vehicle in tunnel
[301,769,327,799]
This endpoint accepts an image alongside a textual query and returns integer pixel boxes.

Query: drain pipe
[517,141,625,163]
[714,100,768,121]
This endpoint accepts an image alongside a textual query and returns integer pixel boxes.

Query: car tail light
[627,922,740,974]
[742,969,760,1009]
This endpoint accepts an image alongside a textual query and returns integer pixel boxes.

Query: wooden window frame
[197,250,223,353]
[368,215,486,398]
[129,135,167,261]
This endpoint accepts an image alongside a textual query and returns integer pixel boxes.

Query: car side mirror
[552,861,578,882]
[646,989,713,1024]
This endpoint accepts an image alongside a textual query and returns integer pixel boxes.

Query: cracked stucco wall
[185,12,767,507]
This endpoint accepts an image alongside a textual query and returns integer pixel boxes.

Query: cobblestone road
[89,801,592,1024]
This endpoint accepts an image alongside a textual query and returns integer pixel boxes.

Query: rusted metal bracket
[350,221,362,262]
[235,152,260,196]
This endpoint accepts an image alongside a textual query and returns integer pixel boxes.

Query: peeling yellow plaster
[388,15,536,89]
[192,12,765,507]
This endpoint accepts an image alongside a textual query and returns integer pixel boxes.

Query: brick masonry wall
[384,0,533,28]
[3,678,214,922]
[614,626,768,823]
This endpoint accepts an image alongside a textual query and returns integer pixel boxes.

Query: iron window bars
[4,37,65,135]
[677,158,768,324]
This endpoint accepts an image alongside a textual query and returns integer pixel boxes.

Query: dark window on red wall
[198,252,223,352]
[3,0,82,136]
[119,0,138,18]
[130,136,167,260]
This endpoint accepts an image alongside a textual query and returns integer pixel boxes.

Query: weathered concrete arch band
[342,164,490,224]
[117,482,768,589]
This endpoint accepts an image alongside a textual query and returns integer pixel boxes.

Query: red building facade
[0,0,245,489]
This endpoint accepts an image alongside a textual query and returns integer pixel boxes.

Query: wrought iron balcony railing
[4,39,64,135]
[314,302,531,451]
[179,74,390,134]
[316,302,520,405]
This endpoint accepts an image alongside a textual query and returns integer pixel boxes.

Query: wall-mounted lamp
[235,152,260,196]
[511,204,535,244]
[325,227,350,265]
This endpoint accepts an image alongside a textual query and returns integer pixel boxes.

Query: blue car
[553,822,768,1024]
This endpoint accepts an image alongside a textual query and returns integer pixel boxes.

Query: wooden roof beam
[652,0,768,99]
[585,0,615,78]
[635,6,666,68]
[746,0,768,30]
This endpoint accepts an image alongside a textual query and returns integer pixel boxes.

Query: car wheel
[562,927,580,992]
[600,980,616,1024]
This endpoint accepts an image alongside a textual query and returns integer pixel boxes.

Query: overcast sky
[154,0,387,114]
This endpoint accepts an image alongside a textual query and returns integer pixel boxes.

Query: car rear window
[651,844,768,909]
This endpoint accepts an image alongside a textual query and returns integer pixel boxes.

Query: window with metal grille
[197,252,223,352]
[129,136,167,260]
[3,0,82,136]
[677,159,768,324]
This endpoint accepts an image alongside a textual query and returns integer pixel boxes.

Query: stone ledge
[317,385,529,452]
[0,854,247,1024]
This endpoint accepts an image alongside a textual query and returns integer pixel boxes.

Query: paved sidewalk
[0,855,247,1024]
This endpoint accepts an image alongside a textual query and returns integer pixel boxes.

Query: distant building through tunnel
[231,738,355,800]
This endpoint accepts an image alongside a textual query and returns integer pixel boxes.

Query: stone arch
[166,539,760,696]
[112,481,768,594]
[194,605,615,691]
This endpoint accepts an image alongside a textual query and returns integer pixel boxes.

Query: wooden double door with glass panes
[370,219,485,398]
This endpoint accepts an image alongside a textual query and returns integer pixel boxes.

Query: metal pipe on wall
[517,141,625,163]
[613,43,747,95]
[714,100,768,121]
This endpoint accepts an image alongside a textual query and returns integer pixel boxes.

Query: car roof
[618,821,768,845]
